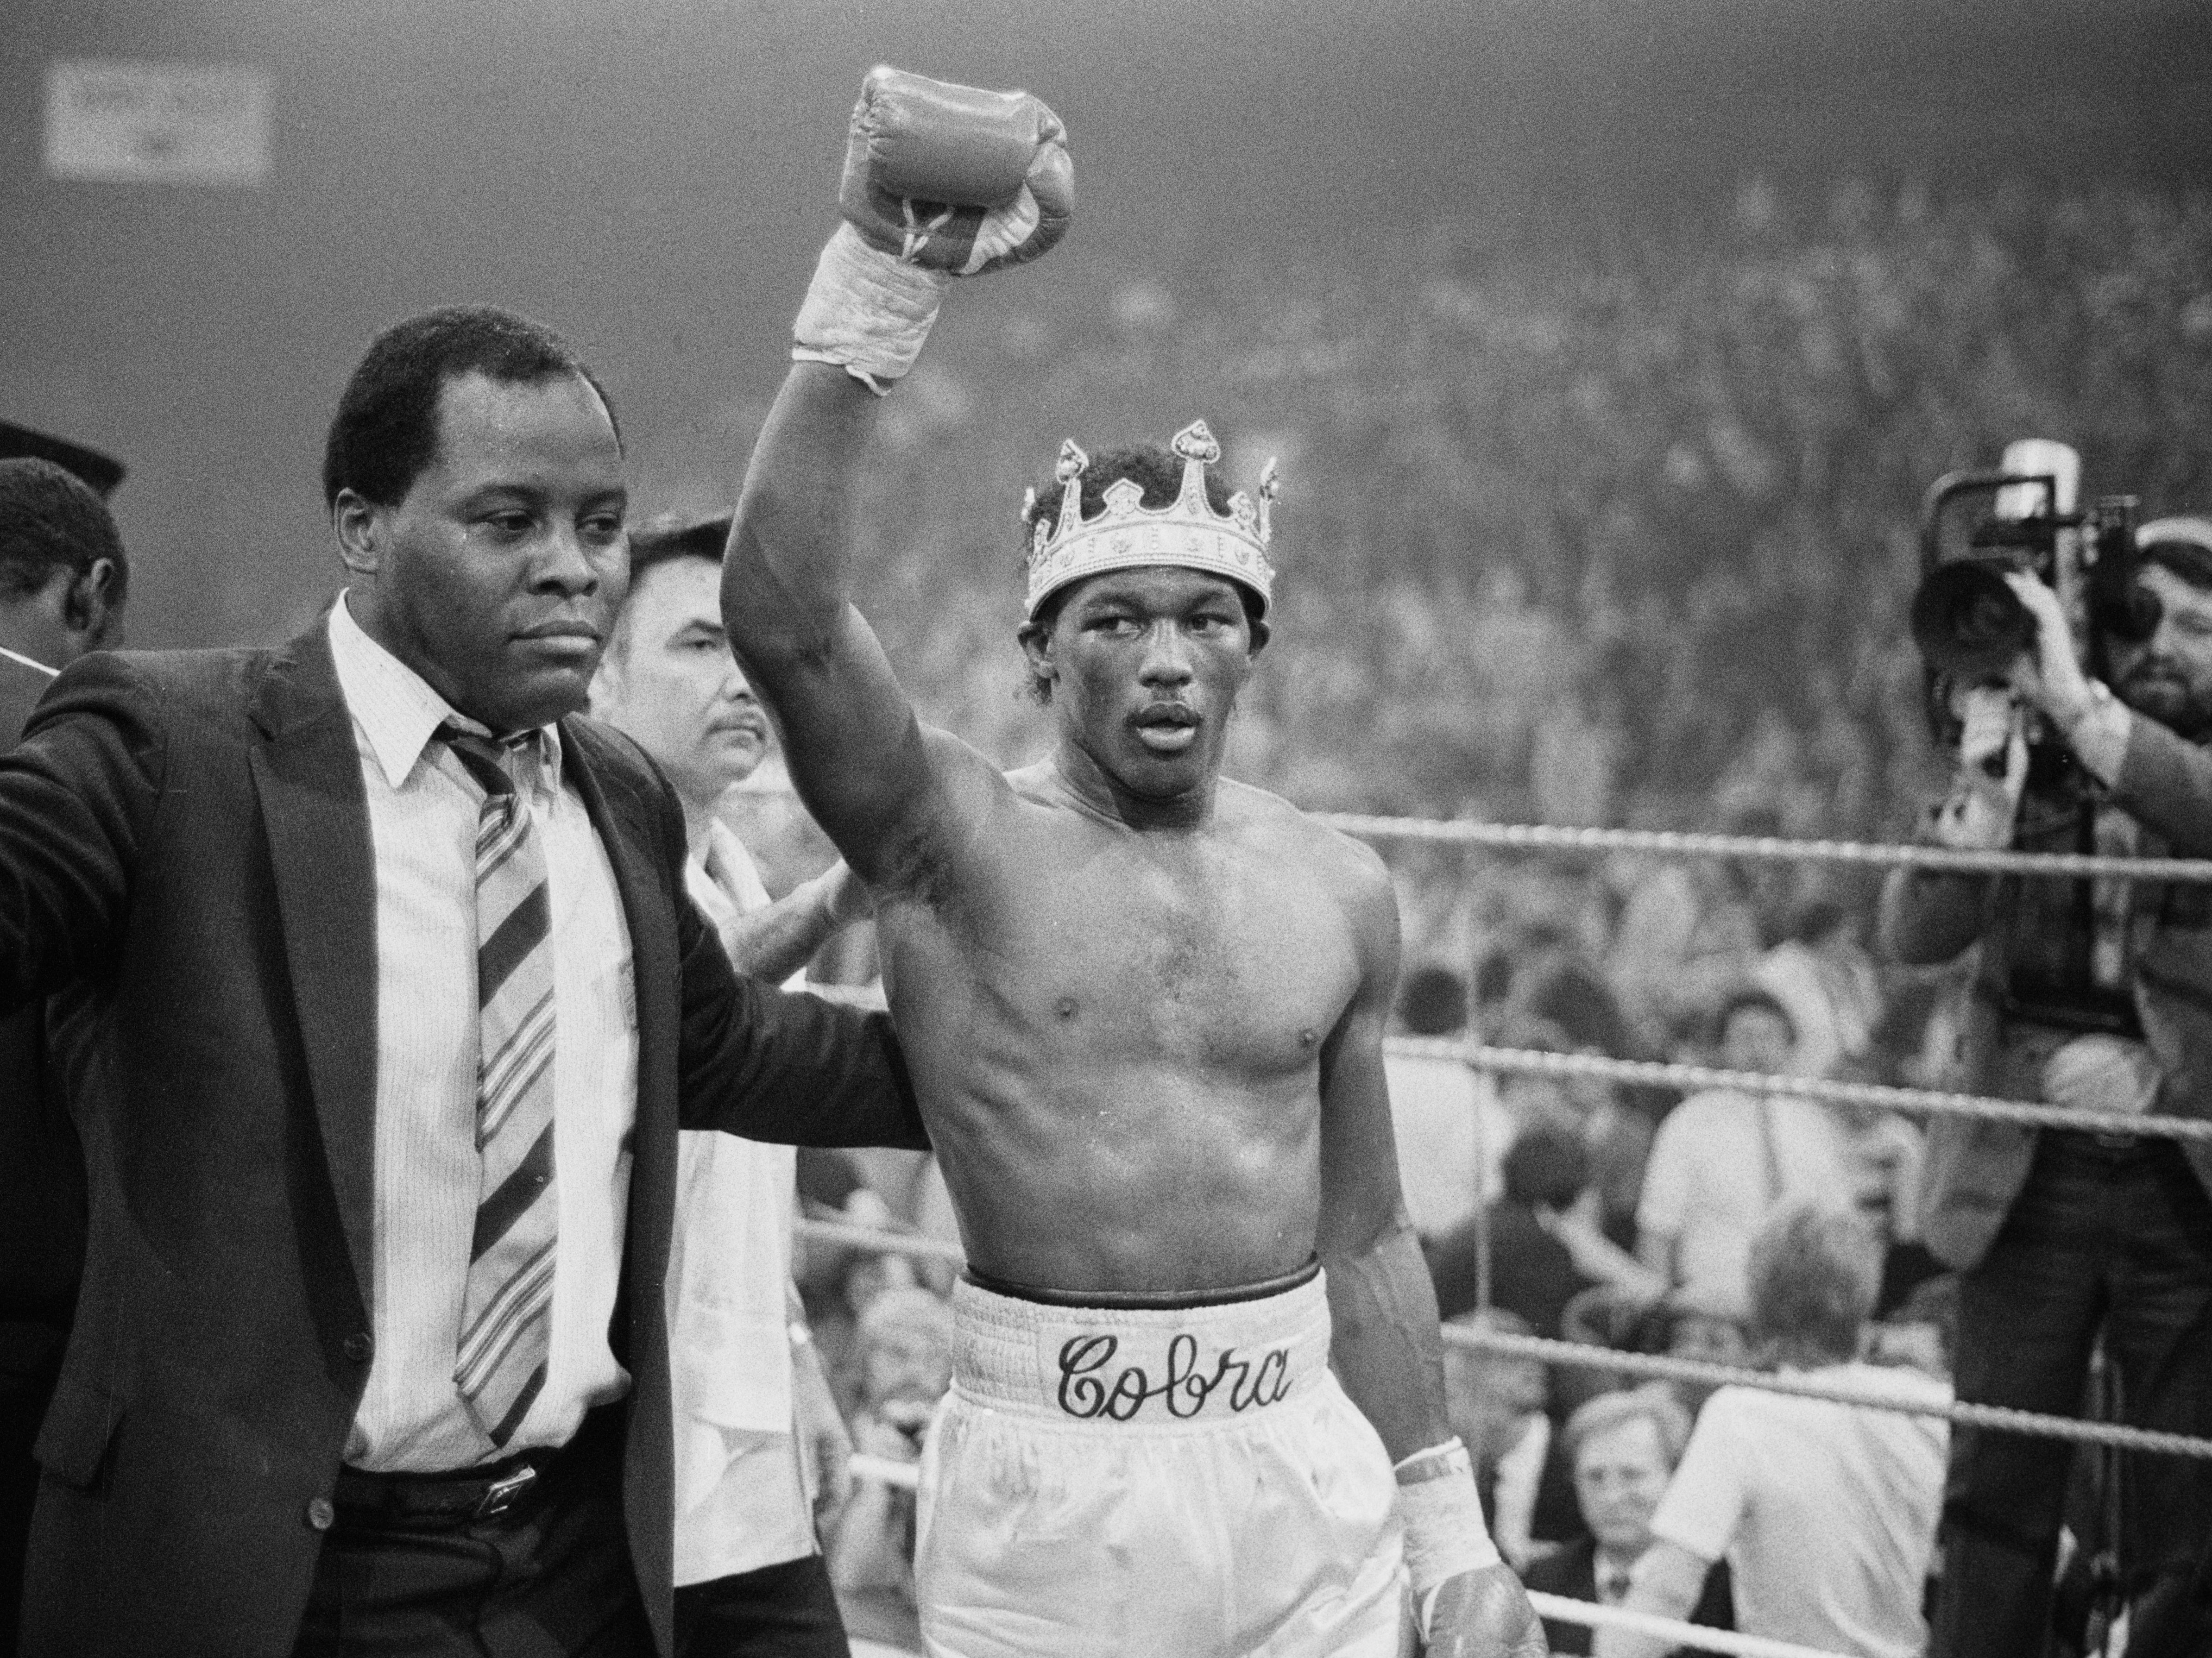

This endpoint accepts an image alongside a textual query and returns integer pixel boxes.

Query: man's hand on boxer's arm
[794,66,1073,394]
[1398,1438,1549,1657]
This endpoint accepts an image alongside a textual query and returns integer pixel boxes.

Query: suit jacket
[0,642,86,1388]
[1883,713,2212,1270]
[1522,1534,1734,1657]
[0,626,927,1658]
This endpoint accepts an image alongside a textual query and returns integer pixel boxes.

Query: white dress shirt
[670,820,817,1584]
[328,595,640,1472]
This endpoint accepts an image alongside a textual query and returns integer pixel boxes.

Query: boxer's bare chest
[885,791,1361,1086]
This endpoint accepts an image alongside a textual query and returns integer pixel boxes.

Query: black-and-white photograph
[6,3,2212,1656]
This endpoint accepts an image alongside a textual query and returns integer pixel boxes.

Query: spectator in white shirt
[1596,1206,1949,1658]
[593,512,870,1658]
[1636,990,1856,1306]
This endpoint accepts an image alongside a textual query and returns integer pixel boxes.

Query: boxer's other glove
[1394,1438,1505,1640]
[794,66,1074,393]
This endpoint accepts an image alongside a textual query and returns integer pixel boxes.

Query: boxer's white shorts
[914,1269,1408,1658]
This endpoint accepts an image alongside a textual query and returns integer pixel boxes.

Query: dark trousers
[1,1362,59,1658]
[1931,1134,2212,1658]
[293,1413,652,1658]
[674,1555,847,1658]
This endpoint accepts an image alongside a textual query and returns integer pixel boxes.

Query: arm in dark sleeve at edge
[673,888,928,1152]
[0,654,160,1017]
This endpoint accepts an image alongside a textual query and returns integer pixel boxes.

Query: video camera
[1911,439,2149,757]
[1910,440,2150,1035]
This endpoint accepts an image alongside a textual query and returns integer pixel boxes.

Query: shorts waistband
[950,1268,1333,1426]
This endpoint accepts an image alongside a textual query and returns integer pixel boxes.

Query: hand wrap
[793,65,1073,393]
[1394,1436,1503,1639]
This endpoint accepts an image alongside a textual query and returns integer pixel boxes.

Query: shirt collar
[327,593,564,793]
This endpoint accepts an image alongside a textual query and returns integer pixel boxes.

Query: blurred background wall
[7,0,2212,832]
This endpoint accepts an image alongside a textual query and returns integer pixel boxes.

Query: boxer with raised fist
[725,69,1547,1658]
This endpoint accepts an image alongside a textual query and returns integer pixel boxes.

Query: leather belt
[333,1448,556,1528]
[332,1406,618,1529]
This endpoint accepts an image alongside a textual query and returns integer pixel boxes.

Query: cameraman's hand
[1932,686,2026,849]
[2002,572,2096,727]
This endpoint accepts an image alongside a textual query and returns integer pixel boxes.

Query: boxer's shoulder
[1217,779,1393,898]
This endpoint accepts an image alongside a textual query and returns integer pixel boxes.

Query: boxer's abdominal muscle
[878,773,1371,1296]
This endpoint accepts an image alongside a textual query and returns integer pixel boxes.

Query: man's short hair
[1502,1125,1588,1209]
[627,511,729,586]
[1746,1203,1882,1364]
[0,458,129,608]
[1561,1384,1692,1472]
[1526,966,1629,1058]
[320,305,618,511]
[601,511,731,664]
[1397,964,1469,1036]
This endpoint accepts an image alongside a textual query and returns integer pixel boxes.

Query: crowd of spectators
[26,174,2206,1654]
[665,181,2212,1652]
[751,804,1965,1656]
[1376,843,1968,1656]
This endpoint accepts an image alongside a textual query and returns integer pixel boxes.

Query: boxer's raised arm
[724,68,1071,887]
[725,363,941,886]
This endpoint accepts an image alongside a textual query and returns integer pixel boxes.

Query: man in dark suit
[1522,1389,1730,1658]
[1,308,926,1658]
[0,450,127,1658]
[1884,534,2212,1658]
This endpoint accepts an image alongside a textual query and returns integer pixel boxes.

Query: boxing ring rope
[800,988,2212,1143]
[841,1448,1848,1658]
[1450,1328,2212,1461]
[793,813,2210,1648]
[791,1219,2212,1463]
[1401,1041,2212,1143]
[1312,813,2212,882]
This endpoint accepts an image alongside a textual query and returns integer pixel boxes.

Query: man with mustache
[590,511,869,1658]
[720,70,1544,1658]
[1884,520,2212,1658]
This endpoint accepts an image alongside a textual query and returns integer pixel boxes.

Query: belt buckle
[473,1463,537,1520]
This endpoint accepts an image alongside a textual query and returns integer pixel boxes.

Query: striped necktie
[443,724,559,1448]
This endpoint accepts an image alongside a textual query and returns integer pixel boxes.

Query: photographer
[1882,520,2212,1658]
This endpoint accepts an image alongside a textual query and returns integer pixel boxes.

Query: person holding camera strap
[1883,522,2212,1658]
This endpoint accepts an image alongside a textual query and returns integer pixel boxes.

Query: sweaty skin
[897,747,1392,1295]
[724,362,1437,1440]
[725,361,1541,1656]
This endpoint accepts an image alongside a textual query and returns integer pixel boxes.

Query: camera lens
[1910,561,2035,679]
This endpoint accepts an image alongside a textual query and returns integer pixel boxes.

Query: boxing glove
[794,66,1073,391]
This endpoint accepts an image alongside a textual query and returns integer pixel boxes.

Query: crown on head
[1021,420,1279,620]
